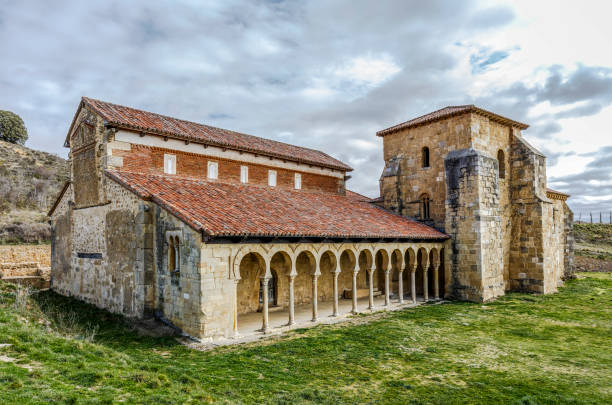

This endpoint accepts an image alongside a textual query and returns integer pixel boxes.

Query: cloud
[0,0,610,214]
[469,5,515,29]
[549,146,612,212]
[538,65,612,105]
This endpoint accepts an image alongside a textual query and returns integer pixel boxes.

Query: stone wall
[379,113,473,230]
[50,179,150,317]
[0,244,51,267]
[444,148,504,302]
[153,204,203,337]
[509,136,544,293]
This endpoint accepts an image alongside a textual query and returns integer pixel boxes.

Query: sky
[1,0,611,218]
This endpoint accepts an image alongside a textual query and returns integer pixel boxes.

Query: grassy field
[0,274,610,404]
[574,223,612,261]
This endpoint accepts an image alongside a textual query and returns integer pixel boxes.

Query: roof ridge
[376,104,528,136]
[82,97,349,169]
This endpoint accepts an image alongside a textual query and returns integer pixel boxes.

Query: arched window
[259,270,277,306]
[167,234,180,274]
[168,237,175,272]
[422,147,430,168]
[497,150,505,179]
[173,236,180,273]
[419,194,431,220]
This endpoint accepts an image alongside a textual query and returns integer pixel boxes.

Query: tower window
[164,154,176,174]
[207,161,218,180]
[240,165,248,183]
[422,147,430,168]
[268,170,277,187]
[497,150,506,179]
[419,194,431,220]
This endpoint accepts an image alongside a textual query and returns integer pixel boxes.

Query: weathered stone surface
[379,111,573,302]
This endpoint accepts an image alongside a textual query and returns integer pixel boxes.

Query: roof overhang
[377,105,529,137]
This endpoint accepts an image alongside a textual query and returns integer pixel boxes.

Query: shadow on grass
[29,289,180,348]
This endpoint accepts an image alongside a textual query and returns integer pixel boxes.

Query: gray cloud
[0,0,610,214]
[469,5,515,29]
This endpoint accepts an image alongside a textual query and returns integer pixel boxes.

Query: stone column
[434,263,440,300]
[233,279,240,337]
[288,275,296,326]
[368,268,375,310]
[398,268,404,304]
[384,268,391,307]
[261,276,271,333]
[332,271,339,317]
[351,269,359,314]
[312,274,319,322]
[411,269,416,303]
[423,269,429,301]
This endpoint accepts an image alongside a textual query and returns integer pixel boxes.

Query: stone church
[49,98,573,340]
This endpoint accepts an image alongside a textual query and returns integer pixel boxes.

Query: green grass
[1,274,611,404]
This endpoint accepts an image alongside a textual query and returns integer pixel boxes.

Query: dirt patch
[575,256,612,272]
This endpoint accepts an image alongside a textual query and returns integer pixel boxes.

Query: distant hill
[574,223,612,262]
[0,140,69,244]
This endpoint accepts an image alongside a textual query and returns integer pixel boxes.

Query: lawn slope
[1,275,610,404]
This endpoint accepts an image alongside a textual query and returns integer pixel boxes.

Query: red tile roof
[376,105,529,136]
[69,97,352,172]
[106,170,448,240]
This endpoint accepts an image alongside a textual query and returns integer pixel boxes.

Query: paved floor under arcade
[235,295,429,340]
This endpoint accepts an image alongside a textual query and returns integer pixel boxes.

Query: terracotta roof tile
[76,97,352,172]
[106,170,448,240]
[376,105,529,136]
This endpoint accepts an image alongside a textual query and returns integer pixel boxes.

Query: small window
[240,165,248,183]
[168,237,175,272]
[419,194,431,220]
[497,150,506,179]
[268,170,277,187]
[207,161,218,180]
[422,147,430,168]
[164,154,176,174]
[166,232,181,275]
[294,173,302,190]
